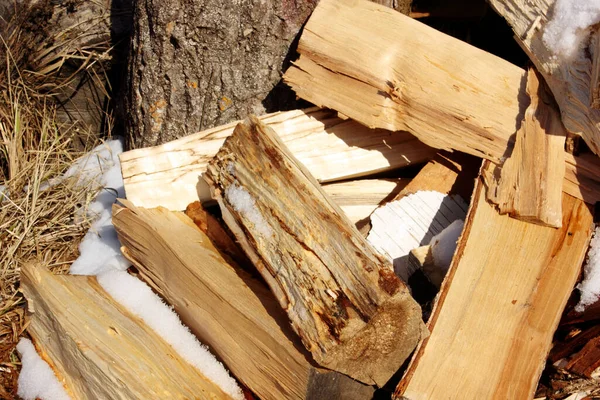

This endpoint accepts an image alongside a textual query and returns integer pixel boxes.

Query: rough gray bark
[124,0,412,148]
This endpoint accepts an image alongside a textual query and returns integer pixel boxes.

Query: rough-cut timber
[395,162,594,400]
[204,117,425,386]
[483,68,566,228]
[112,202,375,400]
[283,0,600,205]
[20,263,230,399]
[487,0,600,156]
[120,107,434,210]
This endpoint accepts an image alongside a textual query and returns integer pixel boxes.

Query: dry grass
[0,1,112,397]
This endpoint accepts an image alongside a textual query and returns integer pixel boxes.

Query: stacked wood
[282,0,600,205]
[112,201,375,400]
[483,68,567,228]
[203,116,426,386]
[119,107,434,210]
[395,163,594,399]
[20,264,230,399]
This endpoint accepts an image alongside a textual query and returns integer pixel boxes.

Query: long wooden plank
[483,68,566,228]
[20,264,231,399]
[112,202,375,400]
[120,107,434,210]
[282,0,600,204]
[204,116,425,386]
[395,163,594,400]
[487,0,600,156]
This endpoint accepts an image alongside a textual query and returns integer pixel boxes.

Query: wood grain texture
[395,163,594,400]
[487,0,600,155]
[120,107,434,210]
[20,264,230,400]
[204,116,425,386]
[282,0,600,204]
[112,202,374,400]
[483,68,566,228]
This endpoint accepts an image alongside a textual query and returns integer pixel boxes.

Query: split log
[486,0,600,156]
[112,201,375,400]
[483,68,566,228]
[366,153,477,282]
[203,116,426,386]
[120,107,434,210]
[20,263,230,399]
[282,0,600,205]
[395,162,594,400]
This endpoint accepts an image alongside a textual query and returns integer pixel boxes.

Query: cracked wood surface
[395,163,594,400]
[20,264,230,399]
[204,116,426,386]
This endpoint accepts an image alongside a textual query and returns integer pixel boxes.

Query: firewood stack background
[3,0,600,399]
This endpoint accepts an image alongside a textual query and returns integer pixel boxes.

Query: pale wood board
[487,0,600,156]
[204,116,425,386]
[20,264,231,399]
[483,68,566,228]
[112,202,375,400]
[282,0,600,204]
[395,164,594,400]
[120,107,434,210]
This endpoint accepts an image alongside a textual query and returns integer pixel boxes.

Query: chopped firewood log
[483,68,567,228]
[395,162,594,400]
[282,0,600,204]
[564,336,600,379]
[550,324,600,379]
[407,245,446,288]
[112,202,375,400]
[203,116,426,386]
[366,153,477,282]
[20,264,231,399]
[120,107,435,210]
[486,0,600,156]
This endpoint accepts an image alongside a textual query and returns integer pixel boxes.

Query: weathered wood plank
[120,107,434,210]
[204,116,425,386]
[282,0,600,204]
[483,68,566,228]
[20,264,231,399]
[113,202,375,400]
[395,162,594,400]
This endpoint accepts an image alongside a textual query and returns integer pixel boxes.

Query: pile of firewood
[20,0,600,399]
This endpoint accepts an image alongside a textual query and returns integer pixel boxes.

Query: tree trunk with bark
[123,0,412,148]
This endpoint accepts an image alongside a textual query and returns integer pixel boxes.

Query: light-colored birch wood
[483,68,566,228]
[120,107,434,210]
[282,0,600,204]
[204,116,426,387]
[112,202,375,400]
[486,0,600,155]
[395,163,594,400]
[20,263,231,400]
[366,154,476,282]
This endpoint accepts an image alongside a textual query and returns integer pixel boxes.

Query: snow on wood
[16,339,71,400]
[395,162,594,400]
[204,116,425,387]
[20,264,233,399]
[112,201,375,400]
[576,225,600,312]
[119,107,435,210]
[283,0,600,204]
[487,0,600,156]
